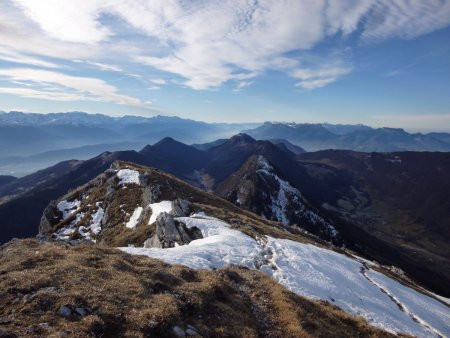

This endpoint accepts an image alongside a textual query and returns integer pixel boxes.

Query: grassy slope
[0,239,399,338]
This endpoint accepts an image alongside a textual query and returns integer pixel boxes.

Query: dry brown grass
[0,239,400,338]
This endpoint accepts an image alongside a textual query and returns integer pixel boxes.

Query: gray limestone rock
[171,198,190,217]
[57,306,72,318]
[144,212,202,248]
[38,200,59,236]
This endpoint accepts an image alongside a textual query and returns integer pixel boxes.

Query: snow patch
[54,212,84,240]
[57,199,80,220]
[56,202,103,242]
[148,201,173,224]
[79,204,104,241]
[351,254,380,268]
[117,169,140,185]
[89,203,104,235]
[126,207,143,229]
[121,214,260,270]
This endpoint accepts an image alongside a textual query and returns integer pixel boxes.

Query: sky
[0,0,449,131]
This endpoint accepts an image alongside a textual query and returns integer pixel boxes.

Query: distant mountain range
[244,122,450,152]
[1,133,449,298]
[0,111,258,142]
[0,111,259,176]
[1,111,450,177]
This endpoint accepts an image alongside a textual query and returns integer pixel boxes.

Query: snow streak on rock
[90,202,104,234]
[54,212,84,240]
[57,199,80,220]
[55,202,104,242]
[256,156,338,238]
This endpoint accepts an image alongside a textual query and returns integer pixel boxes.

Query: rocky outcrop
[144,212,202,248]
[171,198,190,217]
[38,200,59,236]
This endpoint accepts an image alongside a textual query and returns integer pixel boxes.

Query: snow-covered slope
[123,213,260,269]
[121,204,450,338]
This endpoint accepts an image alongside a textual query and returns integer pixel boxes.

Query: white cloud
[0,68,145,106]
[293,64,352,89]
[118,0,450,89]
[1,0,450,93]
[0,87,91,102]
[0,50,60,68]
[11,0,112,44]
[296,78,337,90]
[0,2,96,61]
[362,0,450,41]
[73,60,123,72]
[234,80,253,91]
[149,78,167,85]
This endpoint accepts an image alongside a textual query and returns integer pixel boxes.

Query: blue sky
[0,0,449,131]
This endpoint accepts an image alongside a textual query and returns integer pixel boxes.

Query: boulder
[57,305,72,318]
[144,212,202,248]
[171,198,190,217]
[38,200,59,236]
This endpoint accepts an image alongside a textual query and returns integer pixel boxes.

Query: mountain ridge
[3,160,447,337]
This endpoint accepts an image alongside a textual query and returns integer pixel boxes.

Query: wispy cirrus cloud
[0,68,146,106]
[0,0,449,97]
[149,78,167,85]
[293,64,352,90]
[0,50,60,69]
[0,87,92,102]
[233,80,254,92]
[72,60,124,72]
